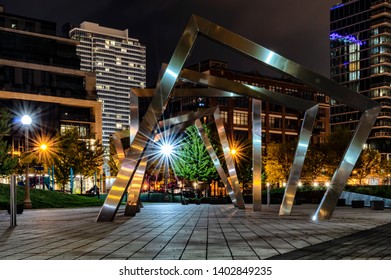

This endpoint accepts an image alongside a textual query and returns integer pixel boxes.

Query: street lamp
[21,114,32,209]
[40,143,48,151]
[161,143,173,200]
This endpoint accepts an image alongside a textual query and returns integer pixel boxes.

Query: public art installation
[97,15,380,222]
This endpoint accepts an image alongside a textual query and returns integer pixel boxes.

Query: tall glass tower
[69,22,146,149]
[330,0,391,156]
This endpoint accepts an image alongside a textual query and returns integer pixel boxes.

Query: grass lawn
[0,183,104,209]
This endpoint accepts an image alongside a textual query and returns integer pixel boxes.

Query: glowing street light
[21,114,32,209]
[21,115,32,126]
[161,143,173,157]
[160,142,174,199]
[40,143,48,151]
[230,148,237,156]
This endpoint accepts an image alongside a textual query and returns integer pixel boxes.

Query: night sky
[2,0,338,86]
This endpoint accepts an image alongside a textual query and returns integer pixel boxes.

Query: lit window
[221,111,228,123]
[233,112,248,126]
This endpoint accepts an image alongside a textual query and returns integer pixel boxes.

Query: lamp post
[21,115,32,209]
[161,143,173,201]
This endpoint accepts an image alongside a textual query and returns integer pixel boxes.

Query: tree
[325,126,352,171]
[351,148,381,185]
[302,144,329,182]
[54,128,104,192]
[0,107,18,176]
[263,142,296,186]
[173,125,219,185]
[380,157,391,185]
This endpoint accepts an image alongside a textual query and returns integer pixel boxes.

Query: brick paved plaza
[1,203,391,260]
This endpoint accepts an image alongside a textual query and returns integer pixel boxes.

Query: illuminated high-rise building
[330,0,391,156]
[69,22,146,149]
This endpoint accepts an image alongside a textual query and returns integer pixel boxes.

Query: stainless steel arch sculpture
[97,15,380,222]
[159,106,245,209]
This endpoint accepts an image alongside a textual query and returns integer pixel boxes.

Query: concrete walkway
[1,203,391,260]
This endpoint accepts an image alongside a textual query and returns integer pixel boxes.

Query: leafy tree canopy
[173,125,219,184]
[0,107,18,176]
[54,128,104,191]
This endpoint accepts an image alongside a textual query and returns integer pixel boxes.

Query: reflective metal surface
[313,106,381,220]
[96,16,199,222]
[179,69,316,112]
[112,130,130,167]
[194,119,238,207]
[252,99,262,211]
[212,107,245,209]
[131,88,242,99]
[161,106,244,208]
[279,104,319,215]
[124,154,149,216]
[129,91,139,145]
[179,69,317,212]
[185,15,380,219]
[98,14,380,222]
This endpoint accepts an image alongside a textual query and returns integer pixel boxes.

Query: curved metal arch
[97,14,380,222]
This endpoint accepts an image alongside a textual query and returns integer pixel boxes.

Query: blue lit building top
[330,32,364,45]
[330,3,344,10]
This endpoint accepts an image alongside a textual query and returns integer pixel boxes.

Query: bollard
[10,174,17,227]
[267,183,270,207]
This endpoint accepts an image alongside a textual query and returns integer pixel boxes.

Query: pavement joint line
[1,204,391,260]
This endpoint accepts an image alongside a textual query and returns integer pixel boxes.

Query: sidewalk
[1,203,391,260]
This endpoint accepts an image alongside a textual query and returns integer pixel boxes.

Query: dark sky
[2,0,338,86]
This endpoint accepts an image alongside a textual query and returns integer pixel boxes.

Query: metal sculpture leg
[112,130,131,167]
[194,119,238,207]
[96,16,199,222]
[213,109,245,209]
[252,99,262,211]
[313,106,381,220]
[279,105,319,215]
[124,154,149,216]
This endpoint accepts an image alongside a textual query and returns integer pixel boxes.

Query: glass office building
[330,0,391,156]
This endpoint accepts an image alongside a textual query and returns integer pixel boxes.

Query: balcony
[374,131,391,137]
[371,18,391,28]
[371,0,391,9]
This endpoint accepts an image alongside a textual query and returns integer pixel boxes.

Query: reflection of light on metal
[166,68,178,79]
[98,14,381,222]
[265,51,275,64]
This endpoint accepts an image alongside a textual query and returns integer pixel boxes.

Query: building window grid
[233,111,248,126]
